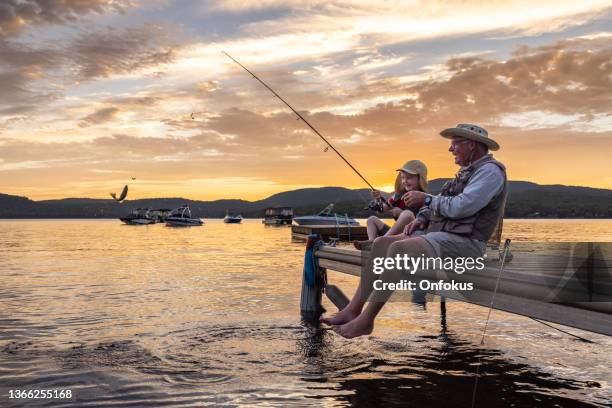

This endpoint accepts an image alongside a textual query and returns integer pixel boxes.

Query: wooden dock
[292,224,369,242]
[300,239,612,337]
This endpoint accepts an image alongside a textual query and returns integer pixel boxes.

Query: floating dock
[300,237,612,337]
[292,225,369,242]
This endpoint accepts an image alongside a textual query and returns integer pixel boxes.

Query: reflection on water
[502,219,612,242]
[0,219,611,407]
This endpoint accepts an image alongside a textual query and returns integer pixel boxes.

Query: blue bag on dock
[303,234,320,286]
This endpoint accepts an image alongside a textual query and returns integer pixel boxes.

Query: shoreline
[1,218,612,221]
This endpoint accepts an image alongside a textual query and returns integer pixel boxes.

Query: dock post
[300,234,325,319]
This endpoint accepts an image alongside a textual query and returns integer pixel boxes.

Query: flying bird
[110,185,128,202]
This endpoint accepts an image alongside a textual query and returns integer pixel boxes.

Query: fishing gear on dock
[222,51,375,191]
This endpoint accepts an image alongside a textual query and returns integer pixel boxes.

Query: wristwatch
[424,195,432,207]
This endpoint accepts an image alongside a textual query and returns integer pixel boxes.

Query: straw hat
[395,160,428,193]
[440,123,500,151]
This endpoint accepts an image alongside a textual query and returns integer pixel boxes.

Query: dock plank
[312,245,612,336]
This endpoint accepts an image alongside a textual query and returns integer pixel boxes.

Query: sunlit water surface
[1,219,611,407]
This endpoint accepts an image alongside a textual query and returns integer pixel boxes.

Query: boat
[293,204,359,226]
[223,211,243,224]
[262,207,293,225]
[165,205,204,227]
[263,208,293,225]
[120,208,156,225]
[148,208,172,223]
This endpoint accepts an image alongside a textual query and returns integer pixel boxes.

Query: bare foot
[320,307,359,326]
[332,314,374,338]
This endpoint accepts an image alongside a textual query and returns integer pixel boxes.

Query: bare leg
[334,237,436,338]
[390,207,403,220]
[366,216,386,240]
[321,235,396,325]
[385,210,415,236]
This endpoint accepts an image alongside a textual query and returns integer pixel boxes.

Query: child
[355,160,428,249]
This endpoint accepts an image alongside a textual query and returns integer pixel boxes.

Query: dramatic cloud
[79,107,120,127]
[404,36,612,127]
[0,23,179,118]
[0,0,128,39]
[218,0,612,42]
[69,24,177,80]
[0,1,138,116]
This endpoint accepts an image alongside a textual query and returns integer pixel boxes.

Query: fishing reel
[365,197,386,213]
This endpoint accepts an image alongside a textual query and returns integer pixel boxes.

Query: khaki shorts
[412,231,486,259]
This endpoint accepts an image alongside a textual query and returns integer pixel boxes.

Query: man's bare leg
[320,235,398,325]
[334,237,436,338]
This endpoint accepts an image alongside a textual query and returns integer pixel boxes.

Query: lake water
[1,219,611,407]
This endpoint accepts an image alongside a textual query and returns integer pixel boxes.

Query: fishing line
[471,239,511,408]
[529,317,595,344]
[222,51,375,191]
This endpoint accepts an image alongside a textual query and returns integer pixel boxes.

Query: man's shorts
[412,231,485,259]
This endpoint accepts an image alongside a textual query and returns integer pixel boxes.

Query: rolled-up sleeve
[416,206,431,221]
[430,164,504,219]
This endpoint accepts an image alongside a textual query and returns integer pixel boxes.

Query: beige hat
[440,123,500,151]
[395,160,428,193]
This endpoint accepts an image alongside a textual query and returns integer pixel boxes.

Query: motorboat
[292,204,359,226]
[262,207,293,225]
[120,208,156,225]
[165,205,204,227]
[148,208,172,223]
[223,211,243,224]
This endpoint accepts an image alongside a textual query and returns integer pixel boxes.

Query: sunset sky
[1,0,611,200]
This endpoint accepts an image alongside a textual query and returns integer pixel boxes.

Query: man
[320,123,507,338]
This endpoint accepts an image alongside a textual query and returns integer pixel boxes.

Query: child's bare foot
[320,308,360,326]
[332,314,374,338]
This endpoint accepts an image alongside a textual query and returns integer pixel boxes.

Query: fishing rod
[222,51,375,191]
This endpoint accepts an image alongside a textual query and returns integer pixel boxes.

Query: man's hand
[371,190,382,199]
[403,218,427,235]
[402,191,426,208]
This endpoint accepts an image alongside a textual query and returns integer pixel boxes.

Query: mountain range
[1,179,611,218]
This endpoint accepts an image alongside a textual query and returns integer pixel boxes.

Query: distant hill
[1,180,611,218]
